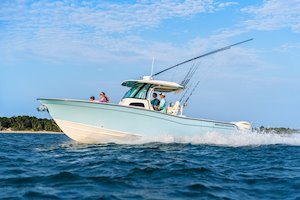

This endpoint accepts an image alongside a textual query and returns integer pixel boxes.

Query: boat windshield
[123,84,152,99]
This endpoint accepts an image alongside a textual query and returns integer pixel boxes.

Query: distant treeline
[255,126,299,134]
[0,116,61,132]
[0,116,298,134]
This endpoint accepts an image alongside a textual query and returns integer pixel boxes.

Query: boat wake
[120,130,300,147]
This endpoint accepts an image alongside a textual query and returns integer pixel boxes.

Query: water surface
[0,133,300,199]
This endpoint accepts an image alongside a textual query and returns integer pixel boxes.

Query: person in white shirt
[158,93,167,113]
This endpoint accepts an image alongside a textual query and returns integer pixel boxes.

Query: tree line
[0,116,298,134]
[0,116,61,132]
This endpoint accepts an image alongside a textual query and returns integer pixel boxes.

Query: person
[99,92,109,103]
[89,96,95,101]
[158,93,167,113]
[151,93,160,110]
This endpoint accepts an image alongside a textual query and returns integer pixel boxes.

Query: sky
[0,0,299,128]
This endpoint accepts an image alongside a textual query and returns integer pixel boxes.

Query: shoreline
[0,130,63,134]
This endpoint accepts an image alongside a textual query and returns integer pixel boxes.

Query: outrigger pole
[151,38,253,77]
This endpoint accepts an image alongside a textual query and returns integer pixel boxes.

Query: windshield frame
[122,83,152,100]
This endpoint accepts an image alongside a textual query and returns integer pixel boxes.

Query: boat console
[119,76,184,114]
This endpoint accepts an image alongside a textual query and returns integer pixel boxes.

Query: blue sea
[1,132,300,199]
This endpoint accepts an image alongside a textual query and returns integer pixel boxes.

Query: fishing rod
[152,38,253,78]
[183,80,201,106]
[180,62,200,87]
[179,83,192,102]
[179,62,201,102]
[180,63,195,86]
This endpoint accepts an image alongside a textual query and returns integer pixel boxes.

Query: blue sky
[0,0,299,128]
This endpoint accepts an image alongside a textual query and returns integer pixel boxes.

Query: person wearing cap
[158,93,167,113]
[151,93,160,110]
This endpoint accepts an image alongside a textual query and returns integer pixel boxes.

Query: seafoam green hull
[38,98,238,143]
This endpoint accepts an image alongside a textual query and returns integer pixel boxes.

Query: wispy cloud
[277,42,300,52]
[0,0,293,75]
[217,1,238,9]
[0,0,239,64]
[241,0,300,33]
[204,0,300,43]
[0,0,235,33]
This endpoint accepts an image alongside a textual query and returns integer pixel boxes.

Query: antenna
[150,57,155,77]
[152,38,253,77]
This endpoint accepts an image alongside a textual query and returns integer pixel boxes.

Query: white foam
[121,130,300,147]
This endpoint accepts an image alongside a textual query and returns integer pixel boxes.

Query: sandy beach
[0,130,63,134]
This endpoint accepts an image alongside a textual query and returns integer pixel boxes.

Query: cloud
[0,0,236,34]
[217,2,238,9]
[277,43,300,52]
[0,0,285,86]
[241,0,300,33]
[0,0,239,65]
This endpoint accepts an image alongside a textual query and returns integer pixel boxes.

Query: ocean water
[1,132,300,199]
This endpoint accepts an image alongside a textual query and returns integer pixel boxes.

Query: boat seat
[167,101,181,115]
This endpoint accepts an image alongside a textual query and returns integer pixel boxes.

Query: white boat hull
[55,119,141,143]
[38,98,243,144]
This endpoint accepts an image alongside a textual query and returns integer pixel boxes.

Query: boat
[38,39,253,144]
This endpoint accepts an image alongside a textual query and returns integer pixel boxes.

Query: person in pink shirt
[99,92,109,103]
